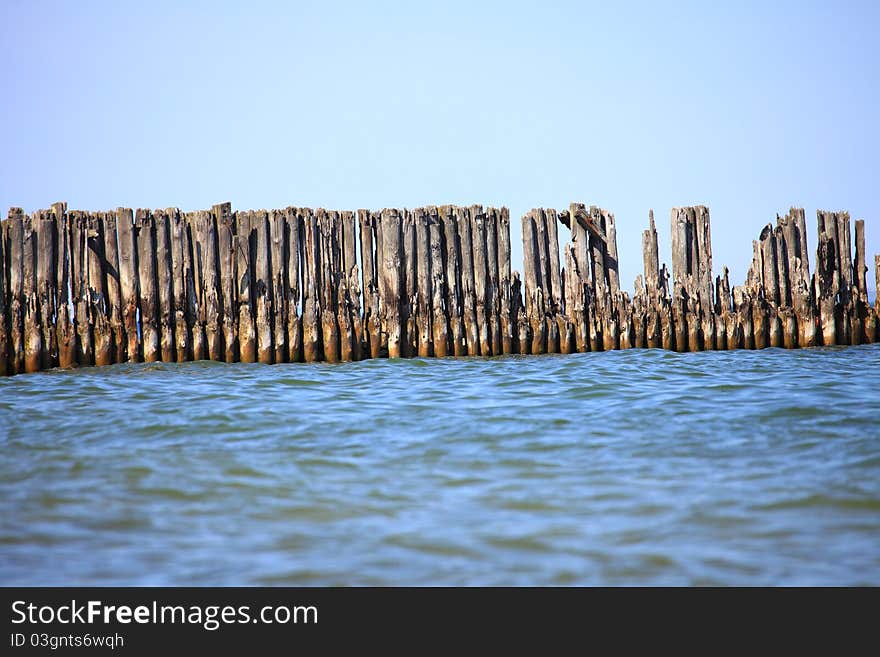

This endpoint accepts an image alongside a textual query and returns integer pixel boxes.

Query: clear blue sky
[2,1,878,297]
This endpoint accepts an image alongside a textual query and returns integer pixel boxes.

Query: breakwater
[1,202,877,375]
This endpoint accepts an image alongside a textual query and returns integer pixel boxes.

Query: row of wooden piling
[1,202,878,375]
[520,204,880,354]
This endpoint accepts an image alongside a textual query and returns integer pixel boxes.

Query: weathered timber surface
[1,200,878,375]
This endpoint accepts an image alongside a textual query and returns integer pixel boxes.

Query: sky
[1,0,878,299]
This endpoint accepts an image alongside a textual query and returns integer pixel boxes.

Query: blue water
[1,345,879,585]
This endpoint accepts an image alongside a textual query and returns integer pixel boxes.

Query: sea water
[1,345,878,585]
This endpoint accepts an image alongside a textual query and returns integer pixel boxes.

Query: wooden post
[285,208,302,362]
[429,208,449,357]
[267,209,287,363]
[440,206,465,357]
[86,213,111,367]
[116,208,140,363]
[300,208,321,362]
[852,219,868,344]
[564,244,586,353]
[380,208,403,358]
[696,206,716,350]
[359,209,381,359]
[36,211,57,369]
[529,209,551,353]
[471,206,492,356]
[601,209,621,350]
[184,213,204,361]
[196,210,221,362]
[774,226,790,309]
[400,210,419,358]
[619,293,633,349]
[641,211,658,349]
[153,210,175,362]
[457,206,479,356]
[102,211,124,364]
[170,210,190,362]
[253,210,275,364]
[537,209,559,354]
[341,210,361,361]
[733,287,754,350]
[568,203,590,293]
[511,271,529,354]
[135,210,159,362]
[236,211,256,362]
[327,210,346,361]
[0,213,7,375]
[521,210,544,354]
[214,203,237,363]
[632,277,646,349]
[53,203,75,368]
[715,268,731,350]
[317,209,340,363]
[19,213,41,373]
[498,207,515,355]
[782,208,814,348]
[70,211,93,366]
[485,207,502,356]
[414,208,432,358]
[876,254,880,317]
[588,207,611,350]
[318,209,350,363]
[871,254,880,342]
[815,213,838,346]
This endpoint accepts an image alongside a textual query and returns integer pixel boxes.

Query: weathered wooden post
[642,211,660,349]
[341,209,361,361]
[154,210,175,363]
[399,209,415,358]
[253,210,275,364]
[18,212,41,373]
[51,203,75,368]
[268,209,288,364]
[318,209,341,363]
[522,210,545,355]
[135,210,159,362]
[359,209,381,359]
[69,212,89,365]
[815,212,838,346]
[0,214,7,375]
[285,207,302,362]
[457,206,479,356]
[36,211,57,369]
[102,210,124,363]
[272,208,292,362]
[236,210,257,363]
[116,208,140,363]
[214,203,237,363]
[485,207,502,355]
[498,207,515,355]
[380,208,403,358]
[732,287,753,350]
[471,206,492,356]
[183,214,203,361]
[195,210,221,362]
[852,219,869,344]
[86,213,111,367]
[170,211,190,362]
[536,209,558,354]
[414,208,432,358]
[22,214,43,372]
[441,206,466,357]
[429,208,449,357]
